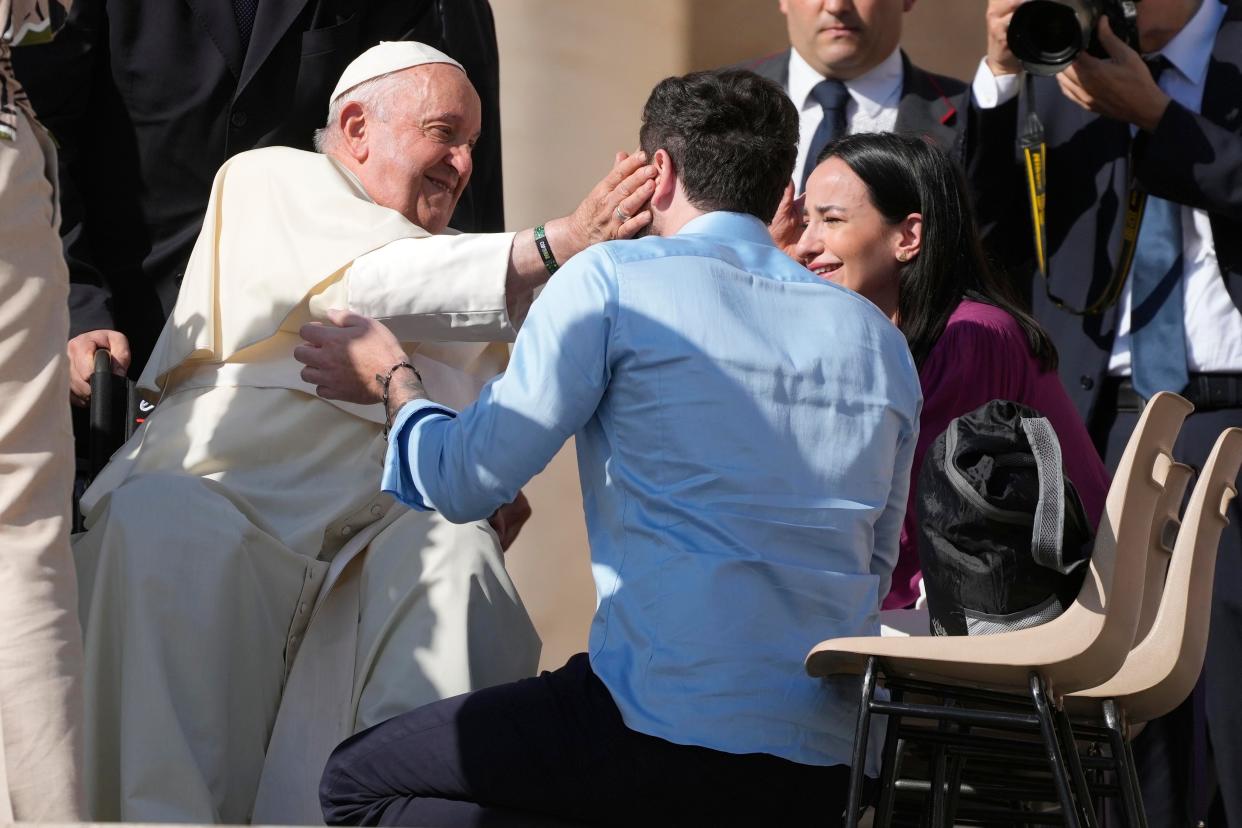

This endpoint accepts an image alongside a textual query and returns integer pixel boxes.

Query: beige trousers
[0,111,86,821]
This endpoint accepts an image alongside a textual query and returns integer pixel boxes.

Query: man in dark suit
[970,1,1242,823]
[12,0,503,400]
[745,0,968,191]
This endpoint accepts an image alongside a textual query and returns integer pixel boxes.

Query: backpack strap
[1021,416,1087,575]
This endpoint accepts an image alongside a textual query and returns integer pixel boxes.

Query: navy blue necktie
[233,0,259,52]
[1130,56,1188,399]
[801,79,849,192]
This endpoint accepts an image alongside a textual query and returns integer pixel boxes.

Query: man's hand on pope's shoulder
[295,309,409,406]
[1057,16,1171,132]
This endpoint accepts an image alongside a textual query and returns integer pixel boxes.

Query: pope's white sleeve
[316,231,519,343]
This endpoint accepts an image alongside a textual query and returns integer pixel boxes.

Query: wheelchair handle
[89,348,124,476]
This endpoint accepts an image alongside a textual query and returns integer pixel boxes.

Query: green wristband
[533,224,559,276]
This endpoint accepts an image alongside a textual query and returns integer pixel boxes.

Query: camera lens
[1008,0,1094,76]
[1026,9,1080,55]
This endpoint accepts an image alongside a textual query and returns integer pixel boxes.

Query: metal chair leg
[873,689,904,828]
[846,657,879,828]
[1029,673,1083,828]
[929,740,948,827]
[1102,700,1147,828]
[1054,701,1100,827]
[942,733,967,826]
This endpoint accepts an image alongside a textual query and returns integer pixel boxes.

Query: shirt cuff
[971,58,1021,109]
[381,398,459,511]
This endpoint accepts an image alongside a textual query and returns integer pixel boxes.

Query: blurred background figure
[0,0,85,820]
[12,0,504,399]
[747,0,969,192]
[969,0,1242,823]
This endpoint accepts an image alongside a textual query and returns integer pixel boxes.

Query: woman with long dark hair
[793,132,1109,610]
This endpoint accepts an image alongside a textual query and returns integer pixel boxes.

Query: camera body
[1007,0,1141,76]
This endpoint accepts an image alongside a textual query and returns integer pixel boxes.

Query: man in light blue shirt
[301,69,920,827]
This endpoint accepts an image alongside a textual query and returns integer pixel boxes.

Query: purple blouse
[884,299,1111,610]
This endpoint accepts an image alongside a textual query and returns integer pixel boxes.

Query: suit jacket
[11,0,504,374]
[744,48,970,165]
[969,0,1242,422]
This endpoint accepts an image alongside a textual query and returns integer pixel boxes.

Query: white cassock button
[341,526,353,536]
[370,504,384,517]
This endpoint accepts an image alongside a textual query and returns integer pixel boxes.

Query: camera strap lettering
[1019,73,1147,317]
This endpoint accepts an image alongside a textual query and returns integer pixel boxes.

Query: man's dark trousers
[320,653,852,827]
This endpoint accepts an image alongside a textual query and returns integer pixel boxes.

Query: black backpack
[918,399,1094,636]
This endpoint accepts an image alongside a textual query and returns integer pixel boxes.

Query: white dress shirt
[789,46,904,191]
[971,0,1242,374]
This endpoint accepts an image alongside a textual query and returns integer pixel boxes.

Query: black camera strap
[1019,73,1148,317]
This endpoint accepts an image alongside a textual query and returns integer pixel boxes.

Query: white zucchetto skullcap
[330,41,464,103]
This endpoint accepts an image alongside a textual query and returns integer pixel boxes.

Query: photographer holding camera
[969,0,1242,823]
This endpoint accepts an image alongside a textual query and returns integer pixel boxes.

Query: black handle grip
[89,349,125,477]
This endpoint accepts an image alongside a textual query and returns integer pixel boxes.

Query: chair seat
[809,601,1115,694]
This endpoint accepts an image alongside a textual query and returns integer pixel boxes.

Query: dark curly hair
[639,69,798,222]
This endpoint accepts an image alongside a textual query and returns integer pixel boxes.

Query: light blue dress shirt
[383,211,921,768]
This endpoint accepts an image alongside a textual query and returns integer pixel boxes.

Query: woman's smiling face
[794,155,905,306]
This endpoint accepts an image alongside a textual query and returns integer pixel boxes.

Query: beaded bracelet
[377,361,422,435]
[533,224,559,276]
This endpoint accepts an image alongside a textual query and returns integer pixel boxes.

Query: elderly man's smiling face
[351,63,481,233]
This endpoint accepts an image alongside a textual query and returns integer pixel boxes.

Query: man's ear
[896,212,923,262]
[651,148,678,210]
[340,101,369,163]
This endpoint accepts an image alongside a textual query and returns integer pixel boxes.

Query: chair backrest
[1119,427,1242,722]
[1132,461,1195,645]
[1050,392,1192,685]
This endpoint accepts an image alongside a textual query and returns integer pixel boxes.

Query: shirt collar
[328,155,375,202]
[676,211,776,246]
[787,45,904,120]
[1152,0,1226,87]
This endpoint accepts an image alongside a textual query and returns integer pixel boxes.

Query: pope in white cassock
[71,41,657,824]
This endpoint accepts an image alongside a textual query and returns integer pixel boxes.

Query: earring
[896,252,910,262]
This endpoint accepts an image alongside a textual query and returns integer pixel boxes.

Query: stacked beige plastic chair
[868,454,1195,823]
[805,392,1193,828]
[1062,427,1242,827]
